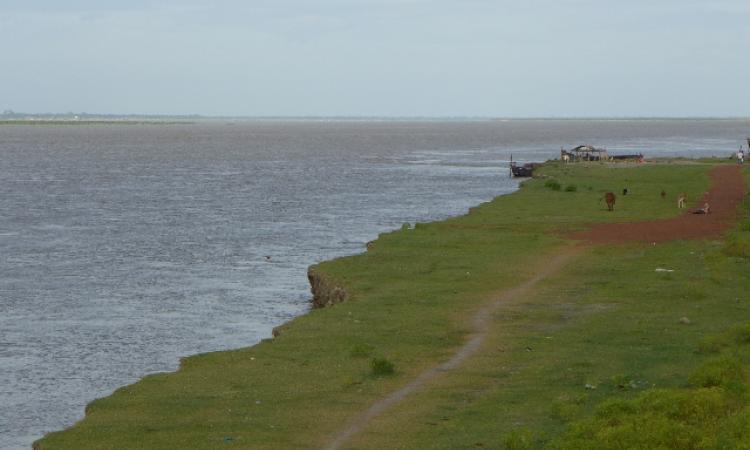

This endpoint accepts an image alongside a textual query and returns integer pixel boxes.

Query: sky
[1,0,748,117]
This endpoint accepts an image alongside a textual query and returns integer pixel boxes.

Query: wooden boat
[611,153,644,161]
[510,161,539,177]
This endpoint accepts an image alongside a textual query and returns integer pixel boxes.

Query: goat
[677,193,687,209]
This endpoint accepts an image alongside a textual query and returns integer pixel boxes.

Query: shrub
[371,358,395,376]
[545,180,562,191]
[565,184,578,192]
[688,355,744,389]
[549,388,740,449]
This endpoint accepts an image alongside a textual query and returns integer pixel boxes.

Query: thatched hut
[563,145,609,162]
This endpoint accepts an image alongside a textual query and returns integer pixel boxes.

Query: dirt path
[325,164,746,450]
[325,245,585,450]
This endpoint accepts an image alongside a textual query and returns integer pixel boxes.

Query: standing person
[738,147,745,164]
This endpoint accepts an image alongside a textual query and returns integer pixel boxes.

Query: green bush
[549,388,741,450]
[565,184,578,192]
[688,355,745,389]
[545,180,562,191]
[370,358,395,376]
[550,343,750,450]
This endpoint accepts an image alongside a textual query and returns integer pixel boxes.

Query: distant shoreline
[0,120,194,126]
[2,116,750,125]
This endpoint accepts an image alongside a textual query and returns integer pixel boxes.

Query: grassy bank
[35,161,749,449]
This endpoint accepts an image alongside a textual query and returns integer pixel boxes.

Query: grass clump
[688,355,745,389]
[503,428,535,450]
[544,180,562,191]
[564,184,578,192]
[371,358,395,376]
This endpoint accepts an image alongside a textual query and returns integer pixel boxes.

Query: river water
[1,119,748,449]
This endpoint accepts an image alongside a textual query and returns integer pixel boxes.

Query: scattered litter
[678,317,691,325]
[655,268,674,272]
[585,383,597,390]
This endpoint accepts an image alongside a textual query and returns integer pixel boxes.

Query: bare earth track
[326,164,746,450]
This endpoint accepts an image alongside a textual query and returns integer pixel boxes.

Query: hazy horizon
[4,112,750,120]
[2,1,749,117]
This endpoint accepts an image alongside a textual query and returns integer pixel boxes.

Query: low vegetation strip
[35,161,749,449]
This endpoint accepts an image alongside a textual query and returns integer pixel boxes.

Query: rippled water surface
[1,119,748,449]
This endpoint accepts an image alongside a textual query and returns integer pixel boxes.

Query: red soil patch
[571,165,746,244]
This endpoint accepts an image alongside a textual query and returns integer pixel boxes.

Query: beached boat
[510,161,539,177]
[611,153,644,161]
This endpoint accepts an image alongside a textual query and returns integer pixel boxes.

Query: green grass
[35,161,749,450]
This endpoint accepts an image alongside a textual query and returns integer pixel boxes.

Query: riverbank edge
[34,159,739,449]
[32,166,528,448]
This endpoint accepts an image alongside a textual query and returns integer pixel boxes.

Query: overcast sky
[1,1,748,117]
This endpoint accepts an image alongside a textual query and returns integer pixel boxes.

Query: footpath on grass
[35,161,749,450]
[326,164,746,449]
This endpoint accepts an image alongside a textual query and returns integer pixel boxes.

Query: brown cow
[605,192,616,211]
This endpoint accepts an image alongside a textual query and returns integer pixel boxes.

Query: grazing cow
[677,193,687,209]
[605,192,616,211]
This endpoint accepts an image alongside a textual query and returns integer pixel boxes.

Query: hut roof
[571,145,607,153]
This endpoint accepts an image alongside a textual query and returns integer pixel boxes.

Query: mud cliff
[307,267,348,308]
